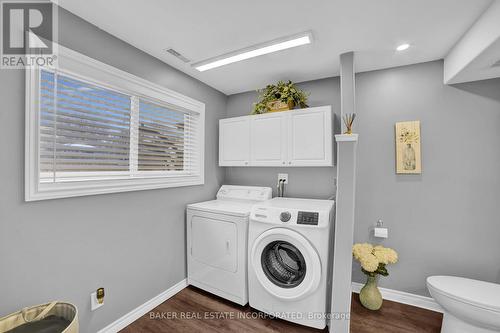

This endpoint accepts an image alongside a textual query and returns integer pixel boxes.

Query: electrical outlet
[278,173,288,184]
[90,290,104,311]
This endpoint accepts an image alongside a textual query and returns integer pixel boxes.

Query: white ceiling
[57,0,493,95]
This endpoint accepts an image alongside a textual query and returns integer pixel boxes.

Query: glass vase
[359,275,383,310]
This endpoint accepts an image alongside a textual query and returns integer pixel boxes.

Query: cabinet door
[219,117,250,166]
[250,113,287,166]
[287,106,332,166]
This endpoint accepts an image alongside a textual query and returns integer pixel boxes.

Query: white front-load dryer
[187,185,272,305]
[248,197,335,329]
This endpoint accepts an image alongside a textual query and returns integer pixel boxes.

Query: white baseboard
[352,282,443,313]
[98,279,188,333]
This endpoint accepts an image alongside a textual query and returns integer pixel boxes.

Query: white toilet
[427,276,500,333]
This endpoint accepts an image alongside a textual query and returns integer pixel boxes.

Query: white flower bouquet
[352,243,398,277]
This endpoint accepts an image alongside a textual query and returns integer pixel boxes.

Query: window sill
[25,176,204,201]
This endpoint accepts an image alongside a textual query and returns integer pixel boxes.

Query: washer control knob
[280,211,291,222]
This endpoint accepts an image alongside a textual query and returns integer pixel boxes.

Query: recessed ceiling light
[193,32,313,72]
[396,43,410,51]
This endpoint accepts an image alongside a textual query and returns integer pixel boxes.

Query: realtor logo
[1,1,57,69]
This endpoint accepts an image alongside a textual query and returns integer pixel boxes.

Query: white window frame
[25,44,205,201]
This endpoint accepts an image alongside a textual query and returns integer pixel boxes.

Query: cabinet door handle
[226,240,230,254]
[282,161,285,165]
[288,161,292,165]
[244,161,249,165]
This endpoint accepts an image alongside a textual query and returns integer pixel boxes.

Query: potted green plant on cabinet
[252,80,309,114]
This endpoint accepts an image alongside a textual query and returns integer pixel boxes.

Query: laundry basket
[0,301,78,333]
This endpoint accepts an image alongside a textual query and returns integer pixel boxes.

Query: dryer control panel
[216,185,272,201]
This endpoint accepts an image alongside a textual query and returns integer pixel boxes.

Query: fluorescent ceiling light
[396,43,410,51]
[193,32,313,72]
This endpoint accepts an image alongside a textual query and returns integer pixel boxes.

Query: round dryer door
[251,228,321,301]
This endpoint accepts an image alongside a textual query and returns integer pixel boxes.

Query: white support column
[330,51,358,333]
[339,52,355,134]
[330,135,358,333]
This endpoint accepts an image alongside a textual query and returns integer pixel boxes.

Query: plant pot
[359,275,383,310]
[266,100,295,113]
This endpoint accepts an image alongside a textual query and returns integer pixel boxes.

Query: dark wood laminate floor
[120,286,442,333]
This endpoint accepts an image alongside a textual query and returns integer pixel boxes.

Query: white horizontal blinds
[183,112,201,175]
[138,99,198,173]
[39,70,56,181]
[39,70,132,182]
[38,69,201,187]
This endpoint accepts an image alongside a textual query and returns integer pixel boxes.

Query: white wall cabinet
[219,117,250,166]
[219,106,332,167]
[250,112,288,166]
[287,107,332,166]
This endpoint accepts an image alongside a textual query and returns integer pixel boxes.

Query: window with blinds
[138,100,189,173]
[26,46,204,201]
[40,71,132,182]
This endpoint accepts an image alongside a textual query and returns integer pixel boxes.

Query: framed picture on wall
[395,121,421,174]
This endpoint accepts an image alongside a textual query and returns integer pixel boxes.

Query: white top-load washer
[248,197,335,329]
[187,185,272,305]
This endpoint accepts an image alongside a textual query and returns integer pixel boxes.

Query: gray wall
[0,8,226,333]
[225,77,341,199]
[353,61,500,296]
[226,61,500,297]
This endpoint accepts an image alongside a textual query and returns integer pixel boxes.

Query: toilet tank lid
[427,276,500,312]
